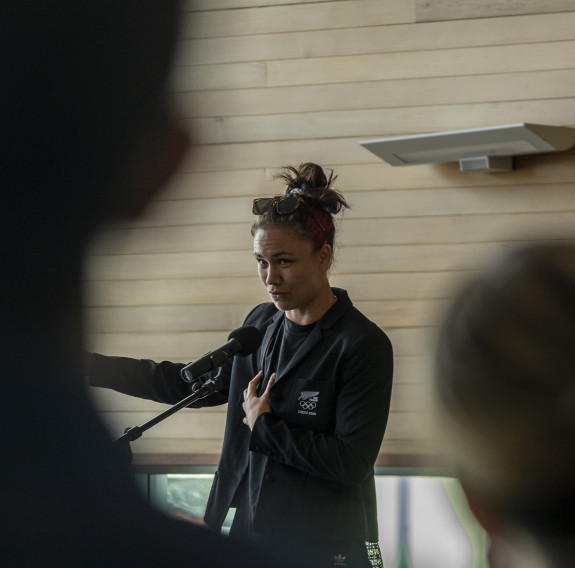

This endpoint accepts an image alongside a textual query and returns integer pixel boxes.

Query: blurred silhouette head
[0,1,188,275]
[434,243,575,558]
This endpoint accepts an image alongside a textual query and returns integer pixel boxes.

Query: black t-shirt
[268,316,317,384]
[231,315,317,537]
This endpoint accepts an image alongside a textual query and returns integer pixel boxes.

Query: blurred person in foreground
[0,2,291,566]
[433,243,575,568]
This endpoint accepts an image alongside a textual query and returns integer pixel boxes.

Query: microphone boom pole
[113,325,262,448]
[113,371,223,447]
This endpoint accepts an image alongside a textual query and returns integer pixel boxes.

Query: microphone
[180,325,262,383]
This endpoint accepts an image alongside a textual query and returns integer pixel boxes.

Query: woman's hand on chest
[242,371,276,430]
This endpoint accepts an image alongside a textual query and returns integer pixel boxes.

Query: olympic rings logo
[298,391,319,413]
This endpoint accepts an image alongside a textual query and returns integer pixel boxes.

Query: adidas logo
[333,554,347,566]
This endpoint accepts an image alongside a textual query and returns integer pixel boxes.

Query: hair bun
[274,163,349,214]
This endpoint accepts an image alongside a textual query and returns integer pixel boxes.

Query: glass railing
[134,466,490,568]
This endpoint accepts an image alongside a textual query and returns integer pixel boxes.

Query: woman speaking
[88,163,393,568]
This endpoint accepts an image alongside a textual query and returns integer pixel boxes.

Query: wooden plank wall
[85,0,575,467]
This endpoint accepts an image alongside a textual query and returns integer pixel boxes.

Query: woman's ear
[318,242,333,271]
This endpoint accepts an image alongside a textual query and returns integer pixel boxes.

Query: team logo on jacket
[298,391,319,416]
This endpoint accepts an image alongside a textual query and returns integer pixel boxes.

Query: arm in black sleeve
[248,331,393,485]
[87,353,230,407]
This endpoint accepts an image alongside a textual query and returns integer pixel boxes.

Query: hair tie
[285,187,303,196]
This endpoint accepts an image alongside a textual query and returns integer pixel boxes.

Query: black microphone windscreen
[228,325,262,356]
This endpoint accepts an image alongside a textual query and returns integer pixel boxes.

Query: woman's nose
[266,266,280,285]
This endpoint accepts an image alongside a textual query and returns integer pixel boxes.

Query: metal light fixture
[359,123,575,172]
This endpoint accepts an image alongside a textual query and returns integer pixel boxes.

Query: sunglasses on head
[252,195,302,216]
[252,195,326,234]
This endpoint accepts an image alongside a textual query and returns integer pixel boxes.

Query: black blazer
[89,288,393,542]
